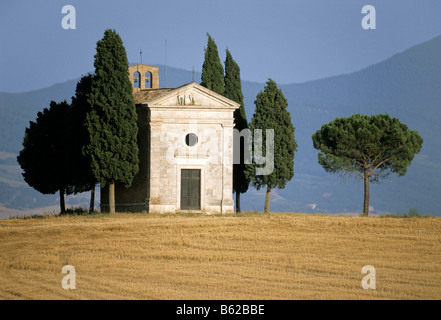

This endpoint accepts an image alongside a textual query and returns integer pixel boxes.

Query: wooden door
[180,169,201,210]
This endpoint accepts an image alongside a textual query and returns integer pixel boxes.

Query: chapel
[100,64,239,213]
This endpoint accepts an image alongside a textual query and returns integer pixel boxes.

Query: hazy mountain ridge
[268,35,441,215]
[1,35,441,217]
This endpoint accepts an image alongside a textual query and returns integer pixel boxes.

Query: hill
[1,35,441,216]
[242,35,441,215]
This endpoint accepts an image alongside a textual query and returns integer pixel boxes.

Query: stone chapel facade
[100,64,239,214]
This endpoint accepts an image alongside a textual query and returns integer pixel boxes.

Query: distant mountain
[241,34,441,215]
[1,35,441,217]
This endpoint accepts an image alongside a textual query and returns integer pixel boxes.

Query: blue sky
[1,0,441,92]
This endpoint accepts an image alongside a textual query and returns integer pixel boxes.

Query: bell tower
[128,64,159,91]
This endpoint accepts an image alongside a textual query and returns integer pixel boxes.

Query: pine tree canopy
[312,113,423,182]
[312,113,423,215]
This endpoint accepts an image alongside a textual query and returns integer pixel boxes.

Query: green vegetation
[224,48,250,212]
[312,114,423,216]
[17,100,72,212]
[200,33,225,95]
[70,74,96,213]
[16,30,140,215]
[85,29,139,213]
[15,75,98,214]
[246,79,297,213]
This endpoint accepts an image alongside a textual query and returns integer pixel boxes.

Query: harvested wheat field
[0,212,440,300]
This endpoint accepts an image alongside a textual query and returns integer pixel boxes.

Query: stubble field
[0,212,440,300]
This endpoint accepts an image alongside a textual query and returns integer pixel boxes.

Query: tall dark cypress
[224,49,249,212]
[246,79,297,213]
[17,100,71,213]
[200,33,225,95]
[70,74,97,213]
[85,29,139,213]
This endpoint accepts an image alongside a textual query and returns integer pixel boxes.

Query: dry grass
[0,212,440,300]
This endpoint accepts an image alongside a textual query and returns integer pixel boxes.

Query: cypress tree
[85,29,139,213]
[246,79,297,213]
[70,74,97,213]
[224,48,249,212]
[17,100,71,213]
[200,33,225,95]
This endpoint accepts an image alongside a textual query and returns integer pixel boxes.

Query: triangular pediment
[146,82,240,109]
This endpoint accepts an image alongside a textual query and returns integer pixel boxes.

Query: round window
[185,133,198,147]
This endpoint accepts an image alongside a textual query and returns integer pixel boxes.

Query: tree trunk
[59,188,66,213]
[109,181,115,214]
[264,185,271,213]
[89,185,95,214]
[363,170,369,216]
[236,192,241,213]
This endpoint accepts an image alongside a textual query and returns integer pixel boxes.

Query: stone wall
[147,106,235,214]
